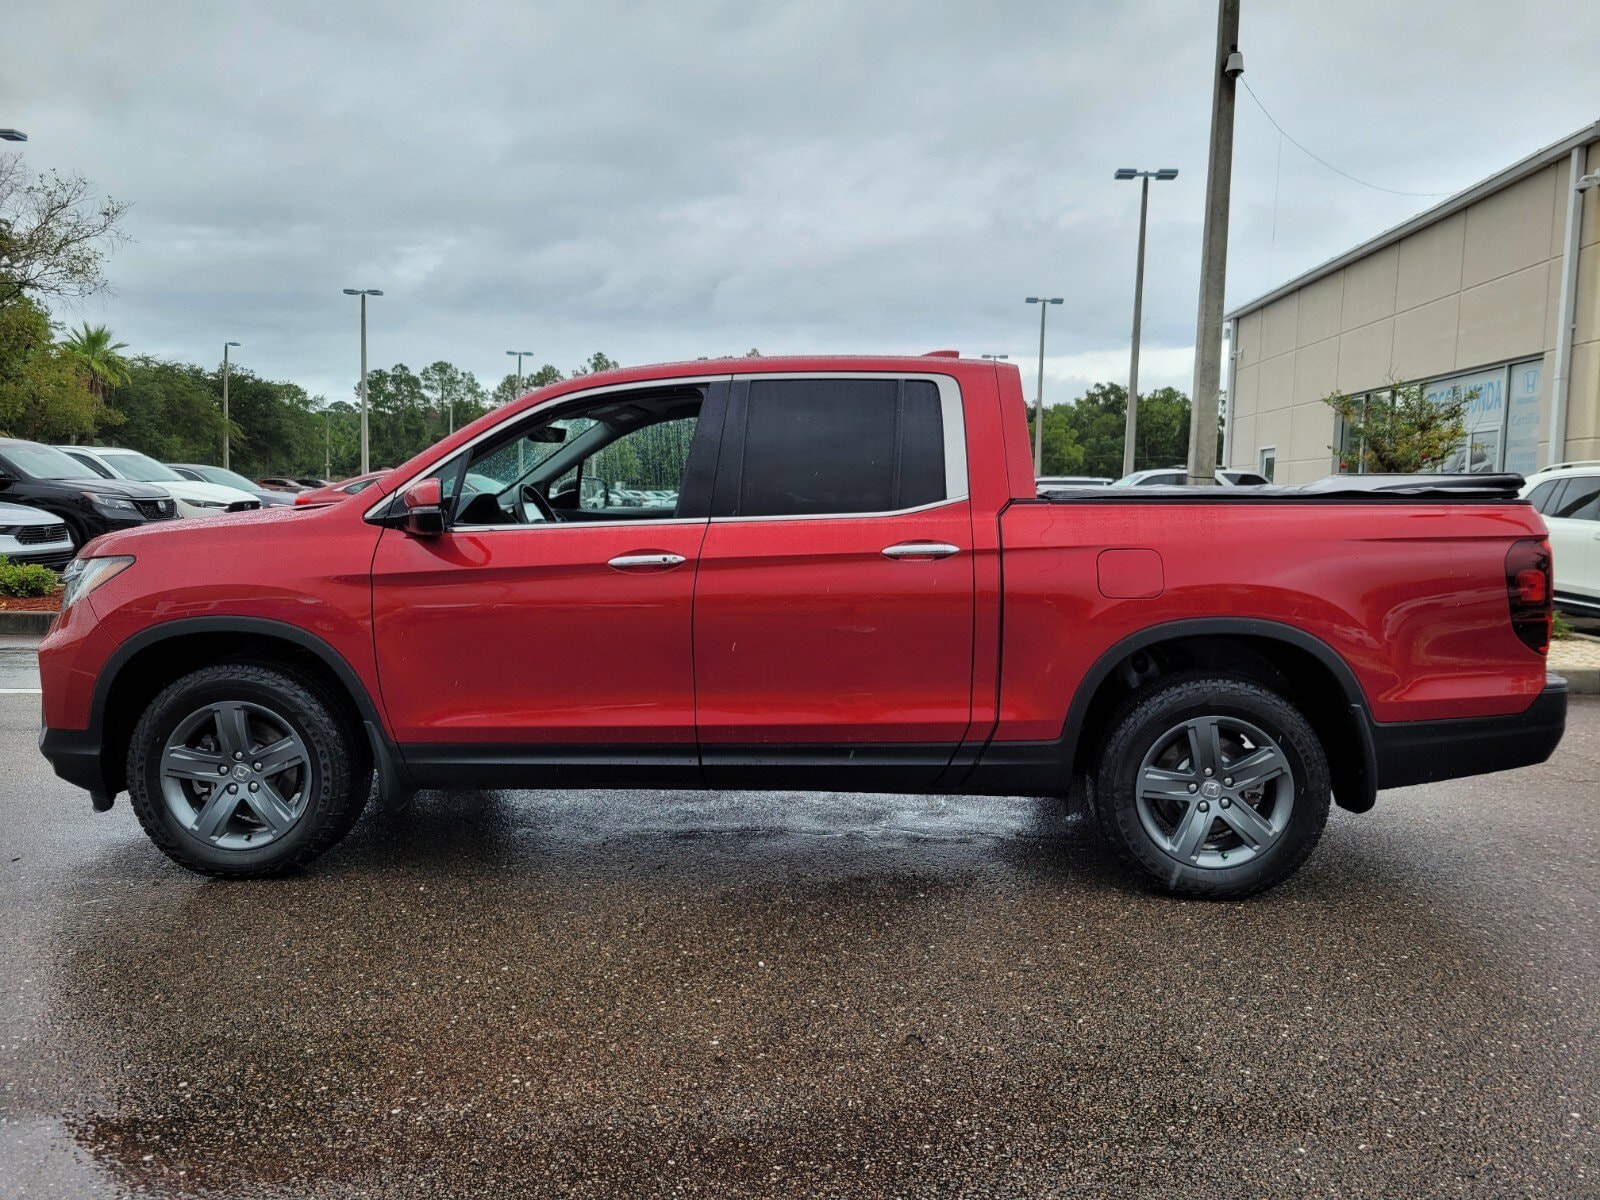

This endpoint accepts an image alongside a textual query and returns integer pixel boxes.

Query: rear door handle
[607,552,687,570]
[881,541,961,560]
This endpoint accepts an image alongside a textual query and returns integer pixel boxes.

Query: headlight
[61,555,134,610]
[84,492,136,512]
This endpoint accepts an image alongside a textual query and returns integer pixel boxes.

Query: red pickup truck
[38,355,1566,897]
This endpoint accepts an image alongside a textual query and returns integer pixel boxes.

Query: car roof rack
[1528,460,1600,474]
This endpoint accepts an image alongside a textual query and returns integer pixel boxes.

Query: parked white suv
[1522,462,1600,618]
[0,501,75,570]
[55,446,260,519]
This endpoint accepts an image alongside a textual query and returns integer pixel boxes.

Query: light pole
[221,341,241,469]
[1115,167,1179,477]
[981,353,1009,361]
[343,289,383,474]
[0,129,26,143]
[506,350,536,397]
[1025,297,1063,475]
[324,412,332,481]
[1187,0,1242,486]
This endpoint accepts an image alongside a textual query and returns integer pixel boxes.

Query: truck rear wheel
[126,662,370,878]
[1092,672,1330,899]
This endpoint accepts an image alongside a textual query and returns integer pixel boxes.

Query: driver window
[454,388,703,527]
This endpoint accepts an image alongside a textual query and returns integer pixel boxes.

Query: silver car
[0,501,75,571]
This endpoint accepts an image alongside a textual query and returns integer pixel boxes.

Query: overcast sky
[5,0,1598,405]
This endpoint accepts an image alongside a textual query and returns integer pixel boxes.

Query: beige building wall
[1228,142,1600,483]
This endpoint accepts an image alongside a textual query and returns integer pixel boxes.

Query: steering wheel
[517,483,558,524]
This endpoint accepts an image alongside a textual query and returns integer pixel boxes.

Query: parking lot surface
[1,677,1596,1199]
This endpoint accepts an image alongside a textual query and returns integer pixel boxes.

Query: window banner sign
[1503,360,1544,477]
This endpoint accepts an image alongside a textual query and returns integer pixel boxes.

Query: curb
[0,611,56,636]
[1560,668,1600,695]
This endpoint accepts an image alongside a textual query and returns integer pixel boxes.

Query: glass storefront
[1338,358,1544,475]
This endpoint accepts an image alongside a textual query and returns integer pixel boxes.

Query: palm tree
[62,323,131,401]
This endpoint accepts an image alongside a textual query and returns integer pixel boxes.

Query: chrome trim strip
[707,496,966,523]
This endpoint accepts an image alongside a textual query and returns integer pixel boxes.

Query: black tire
[1091,672,1330,899]
[126,662,370,878]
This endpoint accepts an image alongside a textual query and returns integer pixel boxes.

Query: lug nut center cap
[232,763,252,781]
[1201,779,1222,799]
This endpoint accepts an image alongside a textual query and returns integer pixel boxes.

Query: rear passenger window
[1525,479,1564,514]
[1551,476,1600,521]
[726,378,947,517]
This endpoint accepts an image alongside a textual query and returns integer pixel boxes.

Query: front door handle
[881,541,960,560]
[607,552,687,570]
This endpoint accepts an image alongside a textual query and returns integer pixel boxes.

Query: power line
[1241,80,1455,199]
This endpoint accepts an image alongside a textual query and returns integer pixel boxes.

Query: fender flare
[1059,617,1378,813]
[89,615,414,805]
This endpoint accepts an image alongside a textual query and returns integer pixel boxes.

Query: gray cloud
[5,0,1597,405]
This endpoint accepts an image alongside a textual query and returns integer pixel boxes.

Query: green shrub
[1552,610,1574,641]
[0,559,60,599]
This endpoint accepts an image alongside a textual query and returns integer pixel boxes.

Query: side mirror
[401,478,445,536]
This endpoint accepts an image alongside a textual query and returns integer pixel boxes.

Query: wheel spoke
[1168,801,1213,861]
[1219,799,1276,848]
[1227,745,1289,792]
[244,780,297,834]
[213,703,254,759]
[162,745,226,782]
[1139,766,1196,801]
[191,787,238,841]
[1185,718,1223,776]
[253,735,306,777]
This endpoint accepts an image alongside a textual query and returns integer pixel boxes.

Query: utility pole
[1115,168,1178,477]
[1186,0,1242,486]
[343,289,383,474]
[324,412,332,480]
[221,341,240,469]
[1025,297,1063,475]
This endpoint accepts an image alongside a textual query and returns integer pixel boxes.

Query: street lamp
[0,129,26,143]
[1025,297,1064,475]
[981,353,1009,361]
[343,289,383,473]
[1115,167,1179,477]
[221,341,241,469]
[506,349,536,397]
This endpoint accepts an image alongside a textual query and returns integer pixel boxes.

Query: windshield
[194,466,260,491]
[105,451,185,483]
[1,444,106,481]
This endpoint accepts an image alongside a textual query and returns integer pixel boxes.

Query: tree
[1322,381,1471,474]
[570,351,620,377]
[0,296,103,441]
[491,363,563,407]
[0,154,131,304]
[1027,383,1198,479]
[62,322,131,400]
[104,359,225,462]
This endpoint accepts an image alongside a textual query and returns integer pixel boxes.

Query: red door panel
[693,502,975,744]
[371,522,706,744]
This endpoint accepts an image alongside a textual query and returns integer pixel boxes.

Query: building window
[1258,446,1276,483]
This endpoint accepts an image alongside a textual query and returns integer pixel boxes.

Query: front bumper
[1370,677,1568,790]
[39,724,113,808]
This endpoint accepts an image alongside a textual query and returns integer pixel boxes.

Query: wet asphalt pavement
[1,636,1597,1198]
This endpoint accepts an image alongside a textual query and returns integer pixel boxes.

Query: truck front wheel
[1092,673,1330,899]
[126,662,370,878]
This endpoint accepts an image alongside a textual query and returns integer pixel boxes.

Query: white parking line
[0,688,42,694]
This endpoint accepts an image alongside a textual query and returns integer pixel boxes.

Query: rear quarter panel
[997,498,1550,738]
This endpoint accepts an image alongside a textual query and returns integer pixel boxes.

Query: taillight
[1504,538,1552,655]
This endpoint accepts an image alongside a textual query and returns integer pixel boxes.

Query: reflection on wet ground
[3,697,1597,1198]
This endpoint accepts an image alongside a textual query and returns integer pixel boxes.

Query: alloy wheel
[158,701,314,850]
[1134,715,1295,869]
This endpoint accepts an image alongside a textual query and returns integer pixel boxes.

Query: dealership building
[1222,121,1600,484]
